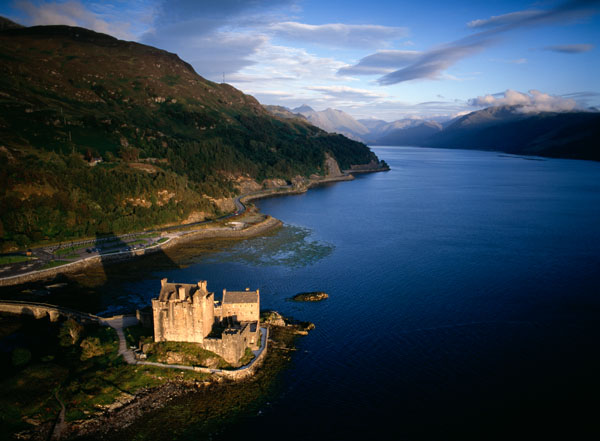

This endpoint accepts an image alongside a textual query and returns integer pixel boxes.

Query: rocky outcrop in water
[292,292,329,302]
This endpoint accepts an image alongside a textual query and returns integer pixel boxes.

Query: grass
[0,255,31,265]
[41,260,70,269]
[0,315,210,436]
[54,246,84,256]
[157,237,168,244]
[238,347,255,366]
[0,310,311,440]
[106,321,309,440]
[146,341,230,369]
[159,75,180,86]
[124,324,153,348]
[124,239,147,246]
[135,233,159,240]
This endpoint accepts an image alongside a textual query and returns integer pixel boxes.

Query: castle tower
[151,278,214,343]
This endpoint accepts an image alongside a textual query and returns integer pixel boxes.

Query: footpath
[0,300,269,380]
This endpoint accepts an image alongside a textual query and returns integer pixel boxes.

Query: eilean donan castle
[151,278,260,365]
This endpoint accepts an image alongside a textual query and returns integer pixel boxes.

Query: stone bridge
[0,300,101,324]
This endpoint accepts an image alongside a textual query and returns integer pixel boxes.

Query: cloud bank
[305,85,386,101]
[468,89,577,113]
[467,0,599,30]
[270,22,408,48]
[339,0,600,85]
[14,0,136,39]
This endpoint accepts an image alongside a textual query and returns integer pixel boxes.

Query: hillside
[262,105,307,121]
[426,106,600,159]
[0,23,382,250]
[365,105,600,160]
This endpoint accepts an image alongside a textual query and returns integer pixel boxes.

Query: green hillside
[0,23,381,250]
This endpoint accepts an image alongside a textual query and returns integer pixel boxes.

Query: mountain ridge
[263,102,598,160]
[294,106,370,142]
[0,21,384,250]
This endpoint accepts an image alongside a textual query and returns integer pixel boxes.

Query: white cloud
[467,10,540,29]
[377,36,491,85]
[230,42,354,106]
[242,43,349,82]
[139,0,296,80]
[305,85,387,102]
[342,0,600,86]
[163,32,268,78]
[338,50,421,76]
[269,21,408,48]
[15,0,135,40]
[468,89,577,113]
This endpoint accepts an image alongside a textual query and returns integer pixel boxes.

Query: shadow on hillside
[0,232,181,316]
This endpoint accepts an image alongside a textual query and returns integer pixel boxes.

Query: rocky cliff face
[324,153,343,177]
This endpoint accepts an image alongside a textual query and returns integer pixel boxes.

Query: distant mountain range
[292,105,370,142]
[426,106,600,160]
[264,104,600,160]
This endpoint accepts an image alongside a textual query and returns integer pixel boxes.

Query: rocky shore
[62,319,313,440]
[0,216,282,288]
[292,291,329,302]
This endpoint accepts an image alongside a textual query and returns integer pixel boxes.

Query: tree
[59,319,84,346]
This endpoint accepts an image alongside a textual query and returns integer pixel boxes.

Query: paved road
[0,187,290,281]
[101,315,140,364]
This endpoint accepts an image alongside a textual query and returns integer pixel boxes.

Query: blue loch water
[103,147,600,439]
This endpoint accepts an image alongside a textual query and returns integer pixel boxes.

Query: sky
[1,0,599,121]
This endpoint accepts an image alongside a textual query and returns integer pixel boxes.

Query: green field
[0,255,31,265]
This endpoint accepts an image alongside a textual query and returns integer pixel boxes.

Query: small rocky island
[291,292,329,302]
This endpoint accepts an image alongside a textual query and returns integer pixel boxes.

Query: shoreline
[0,168,386,288]
[0,216,282,287]
[2,314,307,441]
[64,323,305,441]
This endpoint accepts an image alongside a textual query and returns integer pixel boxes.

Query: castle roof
[223,290,259,304]
[158,279,210,301]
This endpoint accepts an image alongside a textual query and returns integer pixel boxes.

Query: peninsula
[0,277,314,439]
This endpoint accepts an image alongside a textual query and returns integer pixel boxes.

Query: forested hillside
[0,23,382,250]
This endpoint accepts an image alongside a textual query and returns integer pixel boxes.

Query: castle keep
[151,278,260,365]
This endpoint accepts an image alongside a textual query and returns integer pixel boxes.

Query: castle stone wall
[203,323,259,365]
[152,294,214,344]
[221,302,259,322]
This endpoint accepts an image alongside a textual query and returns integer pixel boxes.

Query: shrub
[59,319,84,346]
[11,348,32,367]
[80,337,104,360]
